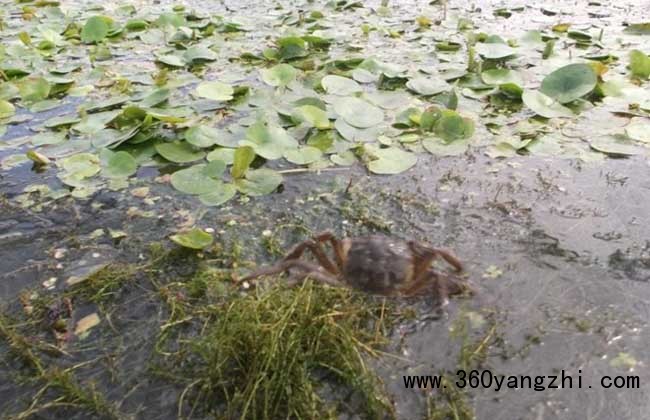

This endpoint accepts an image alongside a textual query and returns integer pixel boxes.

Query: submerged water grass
[162,281,396,419]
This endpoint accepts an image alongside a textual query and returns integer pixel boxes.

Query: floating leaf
[170,228,214,249]
[171,164,223,194]
[260,64,298,87]
[623,23,650,35]
[333,97,384,128]
[199,184,237,206]
[629,50,650,79]
[423,138,469,156]
[367,147,417,174]
[183,45,218,64]
[434,110,475,142]
[590,135,642,156]
[103,151,137,178]
[61,153,101,178]
[284,146,323,164]
[140,88,170,107]
[522,89,574,118]
[292,105,330,129]
[481,69,523,86]
[406,77,449,96]
[81,16,112,43]
[235,168,283,196]
[241,121,298,160]
[155,141,205,163]
[185,125,220,148]
[195,81,234,101]
[321,75,362,95]
[540,63,597,103]
[475,42,516,59]
[19,77,51,103]
[231,146,256,179]
[625,119,650,143]
[0,100,15,119]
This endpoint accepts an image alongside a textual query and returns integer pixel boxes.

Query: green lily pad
[333,97,384,128]
[434,110,475,142]
[81,16,112,44]
[423,138,470,156]
[522,89,574,118]
[231,146,256,179]
[630,50,650,79]
[284,146,323,164]
[207,148,236,164]
[260,64,298,87]
[183,45,218,64]
[185,125,220,148]
[156,54,186,67]
[367,147,417,174]
[321,75,362,95]
[199,184,237,206]
[140,88,170,107]
[0,100,15,119]
[406,77,449,96]
[475,42,516,59]
[155,141,206,163]
[61,153,101,178]
[540,63,597,103]
[195,81,234,101]
[170,164,223,194]
[240,121,298,160]
[103,151,137,178]
[481,69,523,86]
[292,105,330,129]
[235,168,283,196]
[170,228,213,249]
[19,77,51,103]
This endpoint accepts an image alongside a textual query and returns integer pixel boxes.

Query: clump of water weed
[163,281,396,419]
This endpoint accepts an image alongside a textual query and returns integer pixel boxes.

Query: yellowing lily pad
[195,81,234,101]
[170,228,214,249]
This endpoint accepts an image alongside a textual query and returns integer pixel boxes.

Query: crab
[237,232,470,301]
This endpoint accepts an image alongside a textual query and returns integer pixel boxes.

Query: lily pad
[333,97,384,128]
[103,151,137,178]
[367,147,417,174]
[434,110,475,142]
[19,77,51,103]
[170,164,223,194]
[231,146,256,179]
[522,89,574,118]
[195,81,234,101]
[155,141,206,163]
[0,100,15,119]
[284,146,323,164]
[185,125,220,148]
[292,105,330,129]
[629,50,650,79]
[199,184,237,206]
[81,16,112,44]
[260,64,298,87]
[481,69,523,86]
[321,75,362,95]
[235,168,283,196]
[170,228,213,249]
[406,77,449,96]
[240,121,298,160]
[625,119,650,143]
[475,43,516,59]
[540,63,597,103]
